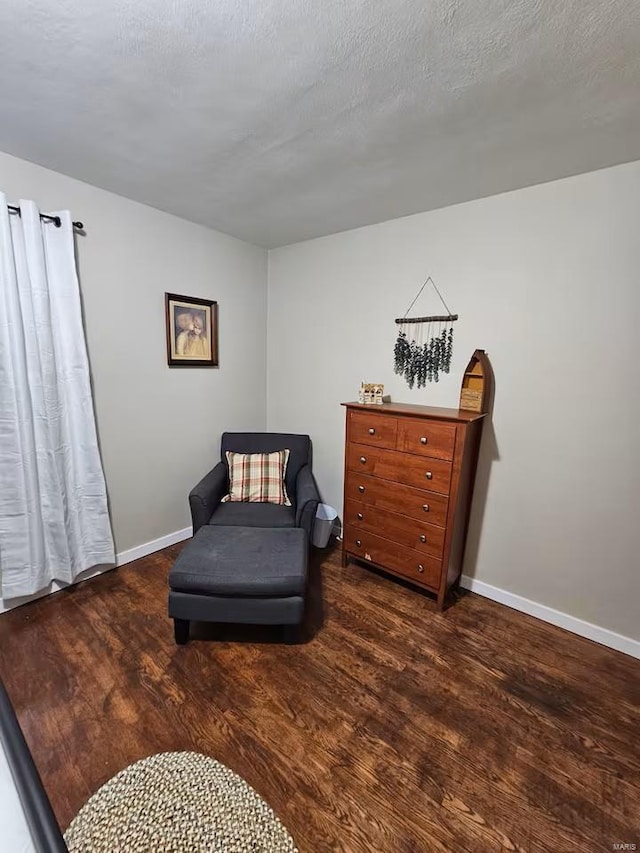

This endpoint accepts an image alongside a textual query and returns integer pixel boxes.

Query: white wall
[0,151,268,590]
[267,160,640,642]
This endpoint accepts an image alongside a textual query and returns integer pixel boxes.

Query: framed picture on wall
[165,293,219,367]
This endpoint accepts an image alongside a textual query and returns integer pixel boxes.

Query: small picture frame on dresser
[358,383,389,404]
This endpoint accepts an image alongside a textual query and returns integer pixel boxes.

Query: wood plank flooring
[0,544,638,852]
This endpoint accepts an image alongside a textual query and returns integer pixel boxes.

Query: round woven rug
[64,751,297,853]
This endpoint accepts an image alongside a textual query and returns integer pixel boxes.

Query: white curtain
[0,194,114,599]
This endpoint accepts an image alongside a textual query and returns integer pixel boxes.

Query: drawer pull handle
[359,456,367,464]
[368,428,375,435]
[418,564,425,573]
[422,504,429,512]
[419,534,427,543]
[357,512,363,520]
[425,471,433,480]
[356,539,362,547]
[358,485,365,493]
[420,437,427,445]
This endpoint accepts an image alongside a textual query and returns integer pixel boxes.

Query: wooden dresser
[341,401,486,610]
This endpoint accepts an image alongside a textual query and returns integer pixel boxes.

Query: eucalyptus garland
[393,322,455,388]
[393,331,410,375]
[393,275,457,389]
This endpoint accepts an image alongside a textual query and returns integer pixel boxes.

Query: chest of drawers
[341,401,486,610]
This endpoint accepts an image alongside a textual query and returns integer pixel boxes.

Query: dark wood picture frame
[165,292,218,367]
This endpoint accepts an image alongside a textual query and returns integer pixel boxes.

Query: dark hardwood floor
[0,543,638,852]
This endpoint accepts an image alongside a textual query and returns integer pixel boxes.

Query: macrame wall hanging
[393,276,458,388]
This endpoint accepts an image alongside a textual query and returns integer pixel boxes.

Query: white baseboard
[460,574,640,660]
[115,527,192,567]
[0,527,193,615]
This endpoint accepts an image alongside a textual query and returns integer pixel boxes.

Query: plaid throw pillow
[222,449,291,506]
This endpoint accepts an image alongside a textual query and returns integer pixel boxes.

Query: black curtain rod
[7,204,84,231]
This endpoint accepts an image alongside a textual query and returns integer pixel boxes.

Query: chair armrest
[295,464,320,539]
[189,462,228,534]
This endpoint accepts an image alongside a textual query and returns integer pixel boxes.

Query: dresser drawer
[349,410,397,449]
[345,499,445,558]
[396,417,456,461]
[344,474,448,527]
[347,443,452,495]
[344,529,442,591]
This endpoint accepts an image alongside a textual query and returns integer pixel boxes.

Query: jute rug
[64,751,298,853]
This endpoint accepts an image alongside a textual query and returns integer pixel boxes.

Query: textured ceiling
[0,0,639,247]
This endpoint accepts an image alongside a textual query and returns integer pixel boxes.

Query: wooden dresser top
[342,401,486,423]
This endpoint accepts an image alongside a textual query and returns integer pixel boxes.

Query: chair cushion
[222,449,291,506]
[208,502,296,528]
[168,526,308,597]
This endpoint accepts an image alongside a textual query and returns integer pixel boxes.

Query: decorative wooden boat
[459,349,493,413]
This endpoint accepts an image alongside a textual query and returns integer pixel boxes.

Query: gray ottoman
[168,526,308,645]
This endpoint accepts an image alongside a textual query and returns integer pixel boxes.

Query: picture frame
[165,292,218,367]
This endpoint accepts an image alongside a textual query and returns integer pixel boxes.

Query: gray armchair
[189,432,321,540]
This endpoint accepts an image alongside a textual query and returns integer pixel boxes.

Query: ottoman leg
[174,618,190,645]
[282,624,300,645]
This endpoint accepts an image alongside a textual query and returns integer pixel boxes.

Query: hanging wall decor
[393,276,458,388]
[165,292,219,367]
[459,349,493,413]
